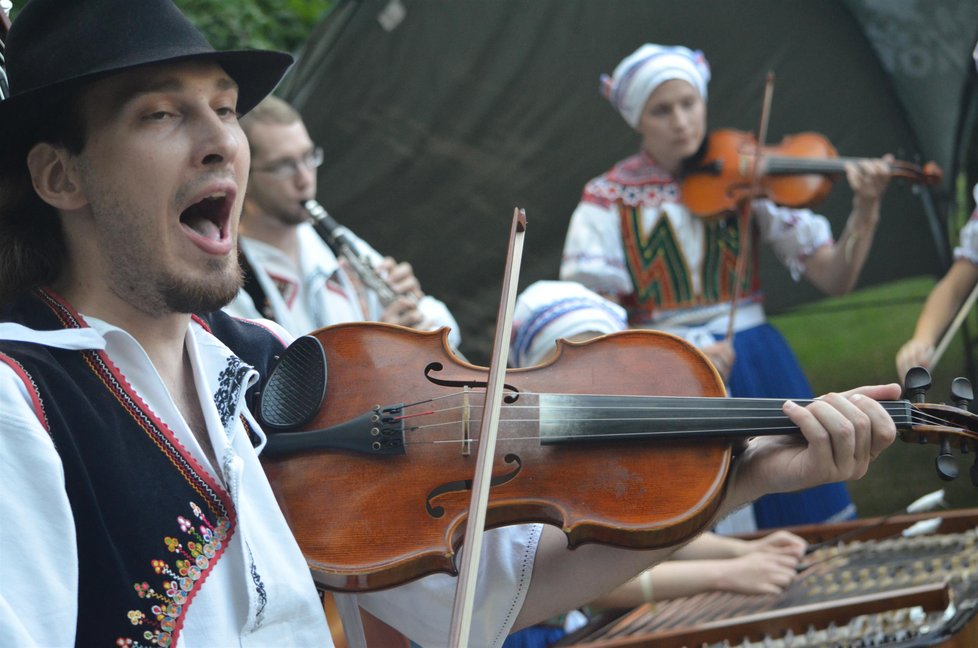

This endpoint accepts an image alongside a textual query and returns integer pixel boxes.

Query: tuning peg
[904,366,932,403]
[950,377,973,409]
[935,436,959,482]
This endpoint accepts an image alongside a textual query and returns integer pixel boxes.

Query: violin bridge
[461,385,471,456]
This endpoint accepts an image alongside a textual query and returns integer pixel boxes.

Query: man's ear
[26,143,88,211]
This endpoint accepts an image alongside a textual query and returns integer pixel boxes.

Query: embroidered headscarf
[601,44,711,129]
[510,280,627,368]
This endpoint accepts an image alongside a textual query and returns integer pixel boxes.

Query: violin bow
[1,0,11,102]
[448,207,527,647]
[725,71,776,344]
[929,279,978,371]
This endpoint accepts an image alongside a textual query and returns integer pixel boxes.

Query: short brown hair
[239,94,302,158]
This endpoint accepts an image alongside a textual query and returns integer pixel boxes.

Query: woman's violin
[680,129,943,218]
[255,323,977,593]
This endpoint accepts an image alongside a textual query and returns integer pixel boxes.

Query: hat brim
[0,48,293,159]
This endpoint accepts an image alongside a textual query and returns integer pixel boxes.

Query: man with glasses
[226,95,460,346]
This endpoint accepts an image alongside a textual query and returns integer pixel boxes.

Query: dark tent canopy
[280,0,978,363]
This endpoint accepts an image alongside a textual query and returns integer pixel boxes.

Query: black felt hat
[0,0,293,147]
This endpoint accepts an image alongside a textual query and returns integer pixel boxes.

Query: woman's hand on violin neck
[728,384,900,507]
[846,155,894,207]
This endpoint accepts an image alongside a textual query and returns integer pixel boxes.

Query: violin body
[260,323,731,592]
[681,129,942,218]
[682,129,837,217]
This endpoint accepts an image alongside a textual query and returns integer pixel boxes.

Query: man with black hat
[0,1,901,646]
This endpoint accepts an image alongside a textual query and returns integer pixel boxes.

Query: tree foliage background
[8,0,331,54]
[174,0,332,53]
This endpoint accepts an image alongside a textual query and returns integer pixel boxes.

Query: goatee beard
[160,258,244,314]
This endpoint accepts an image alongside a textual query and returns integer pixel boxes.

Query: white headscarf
[600,43,711,129]
[510,280,627,368]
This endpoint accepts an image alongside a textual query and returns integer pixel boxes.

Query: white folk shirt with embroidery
[560,196,832,316]
[0,316,331,647]
[955,183,978,266]
[226,222,461,349]
[0,316,538,648]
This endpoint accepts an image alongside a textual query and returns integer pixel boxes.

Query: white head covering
[600,43,711,129]
[510,280,627,368]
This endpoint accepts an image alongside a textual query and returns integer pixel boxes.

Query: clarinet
[303,199,400,306]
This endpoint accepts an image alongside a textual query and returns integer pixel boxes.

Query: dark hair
[0,85,86,308]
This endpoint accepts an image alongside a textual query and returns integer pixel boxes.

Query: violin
[680,129,943,218]
[255,323,978,593]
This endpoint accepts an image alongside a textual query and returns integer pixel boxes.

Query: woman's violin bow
[725,71,776,344]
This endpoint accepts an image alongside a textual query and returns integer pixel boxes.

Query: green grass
[769,276,977,516]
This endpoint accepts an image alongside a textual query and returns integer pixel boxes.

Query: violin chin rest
[258,335,327,431]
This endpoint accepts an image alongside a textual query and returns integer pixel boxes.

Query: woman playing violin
[895,48,978,382]
[896,185,978,380]
[560,43,894,532]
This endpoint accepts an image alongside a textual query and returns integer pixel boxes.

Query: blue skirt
[502,625,567,648]
[722,323,855,529]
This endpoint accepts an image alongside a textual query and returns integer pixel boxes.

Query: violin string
[398,414,964,446]
[409,425,812,446]
[393,392,960,434]
[403,416,960,446]
[403,399,927,424]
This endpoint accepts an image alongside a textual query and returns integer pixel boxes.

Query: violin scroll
[900,366,978,486]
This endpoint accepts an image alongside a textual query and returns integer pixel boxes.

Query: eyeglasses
[252,146,325,178]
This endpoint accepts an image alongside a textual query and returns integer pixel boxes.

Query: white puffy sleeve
[356,524,543,648]
[752,198,834,281]
[953,187,978,265]
[0,359,78,647]
[559,200,633,297]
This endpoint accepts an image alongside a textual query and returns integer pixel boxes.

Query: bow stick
[1,0,11,102]
[448,207,527,647]
[725,71,775,344]
[929,279,978,371]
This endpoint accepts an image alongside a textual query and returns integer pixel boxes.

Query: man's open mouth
[180,192,232,241]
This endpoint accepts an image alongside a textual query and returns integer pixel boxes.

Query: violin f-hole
[424,454,523,518]
[423,362,521,403]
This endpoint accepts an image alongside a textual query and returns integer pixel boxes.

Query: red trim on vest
[0,352,50,433]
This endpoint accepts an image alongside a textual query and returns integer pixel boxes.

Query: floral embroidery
[247,544,268,628]
[117,502,229,647]
[214,356,251,429]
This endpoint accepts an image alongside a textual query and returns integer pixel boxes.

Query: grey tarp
[280,0,978,363]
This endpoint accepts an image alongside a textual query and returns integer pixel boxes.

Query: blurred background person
[225,95,461,348]
[896,182,978,380]
[560,43,894,532]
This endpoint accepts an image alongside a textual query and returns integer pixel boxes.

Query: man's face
[69,60,249,316]
[244,120,318,227]
[637,79,706,175]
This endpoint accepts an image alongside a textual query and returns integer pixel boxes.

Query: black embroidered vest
[0,289,285,646]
